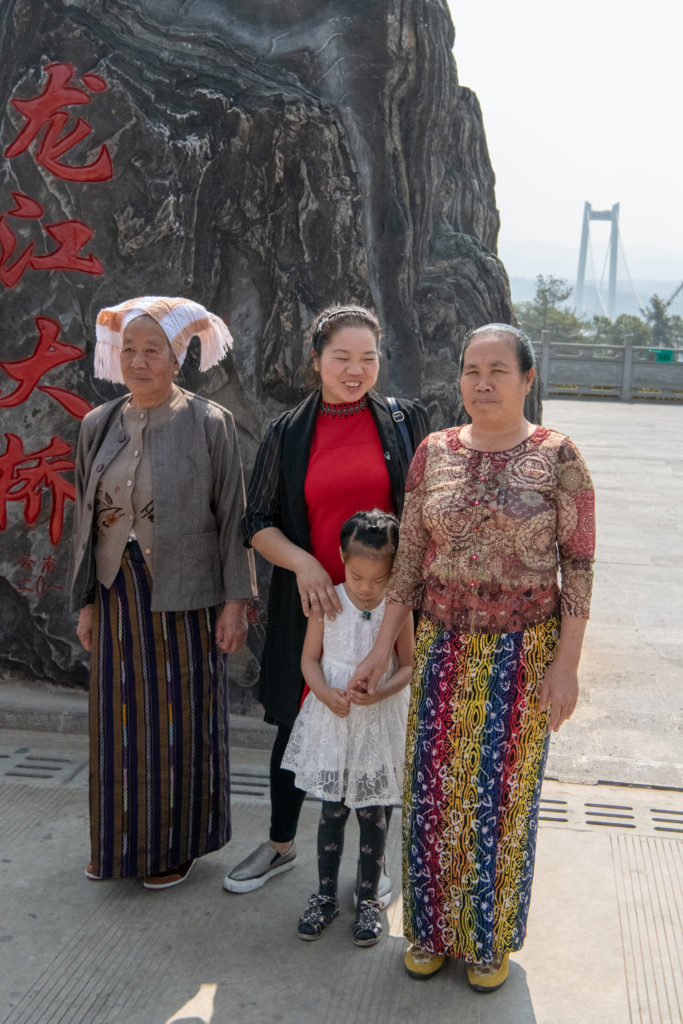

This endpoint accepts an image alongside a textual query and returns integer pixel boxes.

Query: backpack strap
[387,396,414,462]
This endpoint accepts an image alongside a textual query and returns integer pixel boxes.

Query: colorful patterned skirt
[402,615,558,962]
[89,542,230,878]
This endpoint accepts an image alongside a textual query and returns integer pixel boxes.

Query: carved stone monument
[0,0,518,704]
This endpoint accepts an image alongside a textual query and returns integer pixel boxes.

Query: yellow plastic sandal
[404,945,446,979]
[467,951,510,993]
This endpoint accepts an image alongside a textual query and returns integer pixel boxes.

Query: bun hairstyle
[460,323,536,374]
[340,508,400,557]
[310,305,381,355]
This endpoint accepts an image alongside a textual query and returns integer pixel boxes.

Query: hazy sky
[449,0,682,279]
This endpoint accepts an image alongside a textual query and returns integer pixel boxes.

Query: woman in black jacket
[223,305,429,897]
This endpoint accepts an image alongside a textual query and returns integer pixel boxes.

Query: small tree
[668,315,683,346]
[643,294,683,350]
[533,275,573,332]
[647,296,671,348]
[515,275,587,342]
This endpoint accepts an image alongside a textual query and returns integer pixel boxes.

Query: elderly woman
[352,324,595,991]
[223,304,429,897]
[68,297,256,890]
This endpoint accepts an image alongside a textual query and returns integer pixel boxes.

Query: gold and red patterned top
[387,425,595,634]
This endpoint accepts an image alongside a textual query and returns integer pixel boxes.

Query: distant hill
[500,238,683,318]
[499,239,683,281]
[508,277,683,319]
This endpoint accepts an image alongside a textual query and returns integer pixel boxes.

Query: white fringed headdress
[94,296,233,383]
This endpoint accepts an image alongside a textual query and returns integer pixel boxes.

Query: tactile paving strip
[613,833,683,1024]
[2,742,681,839]
[0,747,88,785]
[539,792,683,838]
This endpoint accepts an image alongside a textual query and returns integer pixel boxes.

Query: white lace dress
[281,585,409,807]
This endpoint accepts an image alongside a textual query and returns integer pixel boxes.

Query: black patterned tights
[317,800,387,901]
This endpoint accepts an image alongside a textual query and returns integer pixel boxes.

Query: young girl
[282,509,413,947]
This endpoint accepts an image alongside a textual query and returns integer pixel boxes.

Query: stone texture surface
[0,0,518,696]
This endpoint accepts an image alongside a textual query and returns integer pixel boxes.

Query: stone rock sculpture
[0,0,524,700]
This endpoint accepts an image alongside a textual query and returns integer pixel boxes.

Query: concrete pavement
[541,399,683,790]
[1,731,682,1024]
[1,398,682,1024]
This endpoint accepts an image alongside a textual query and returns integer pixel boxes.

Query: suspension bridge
[574,201,683,320]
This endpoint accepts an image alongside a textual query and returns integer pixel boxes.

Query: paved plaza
[1,399,682,1024]
[542,400,683,790]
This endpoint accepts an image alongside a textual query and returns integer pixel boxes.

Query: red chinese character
[0,433,75,545]
[41,555,57,575]
[5,62,113,182]
[0,315,93,418]
[0,192,104,288]
[17,554,35,571]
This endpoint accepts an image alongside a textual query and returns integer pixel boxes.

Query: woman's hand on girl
[349,604,411,695]
[294,553,343,621]
[349,642,392,697]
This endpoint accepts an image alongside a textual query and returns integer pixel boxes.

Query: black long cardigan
[244,387,430,728]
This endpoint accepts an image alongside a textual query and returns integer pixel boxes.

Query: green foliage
[643,295,682,347]
[668,316,683,345]
[591,314,650,346]
[514,275,588,343]
[532,274,572,328]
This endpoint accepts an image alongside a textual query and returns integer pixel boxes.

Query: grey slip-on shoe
[223,841,297,893]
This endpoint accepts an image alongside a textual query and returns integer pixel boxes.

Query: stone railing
[533,332,683,401]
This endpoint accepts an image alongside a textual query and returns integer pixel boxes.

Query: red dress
[305,404,395,583]
[301,402,395,706]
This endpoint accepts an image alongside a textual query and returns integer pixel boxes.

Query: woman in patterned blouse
[350,323,595,992]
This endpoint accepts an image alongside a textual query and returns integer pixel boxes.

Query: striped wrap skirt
[402,615,558,963]
[88,542,230,878]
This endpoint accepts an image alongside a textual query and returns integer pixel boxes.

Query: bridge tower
[575,201,620,318]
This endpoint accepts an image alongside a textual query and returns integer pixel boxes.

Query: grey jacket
[68,387,256,612]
